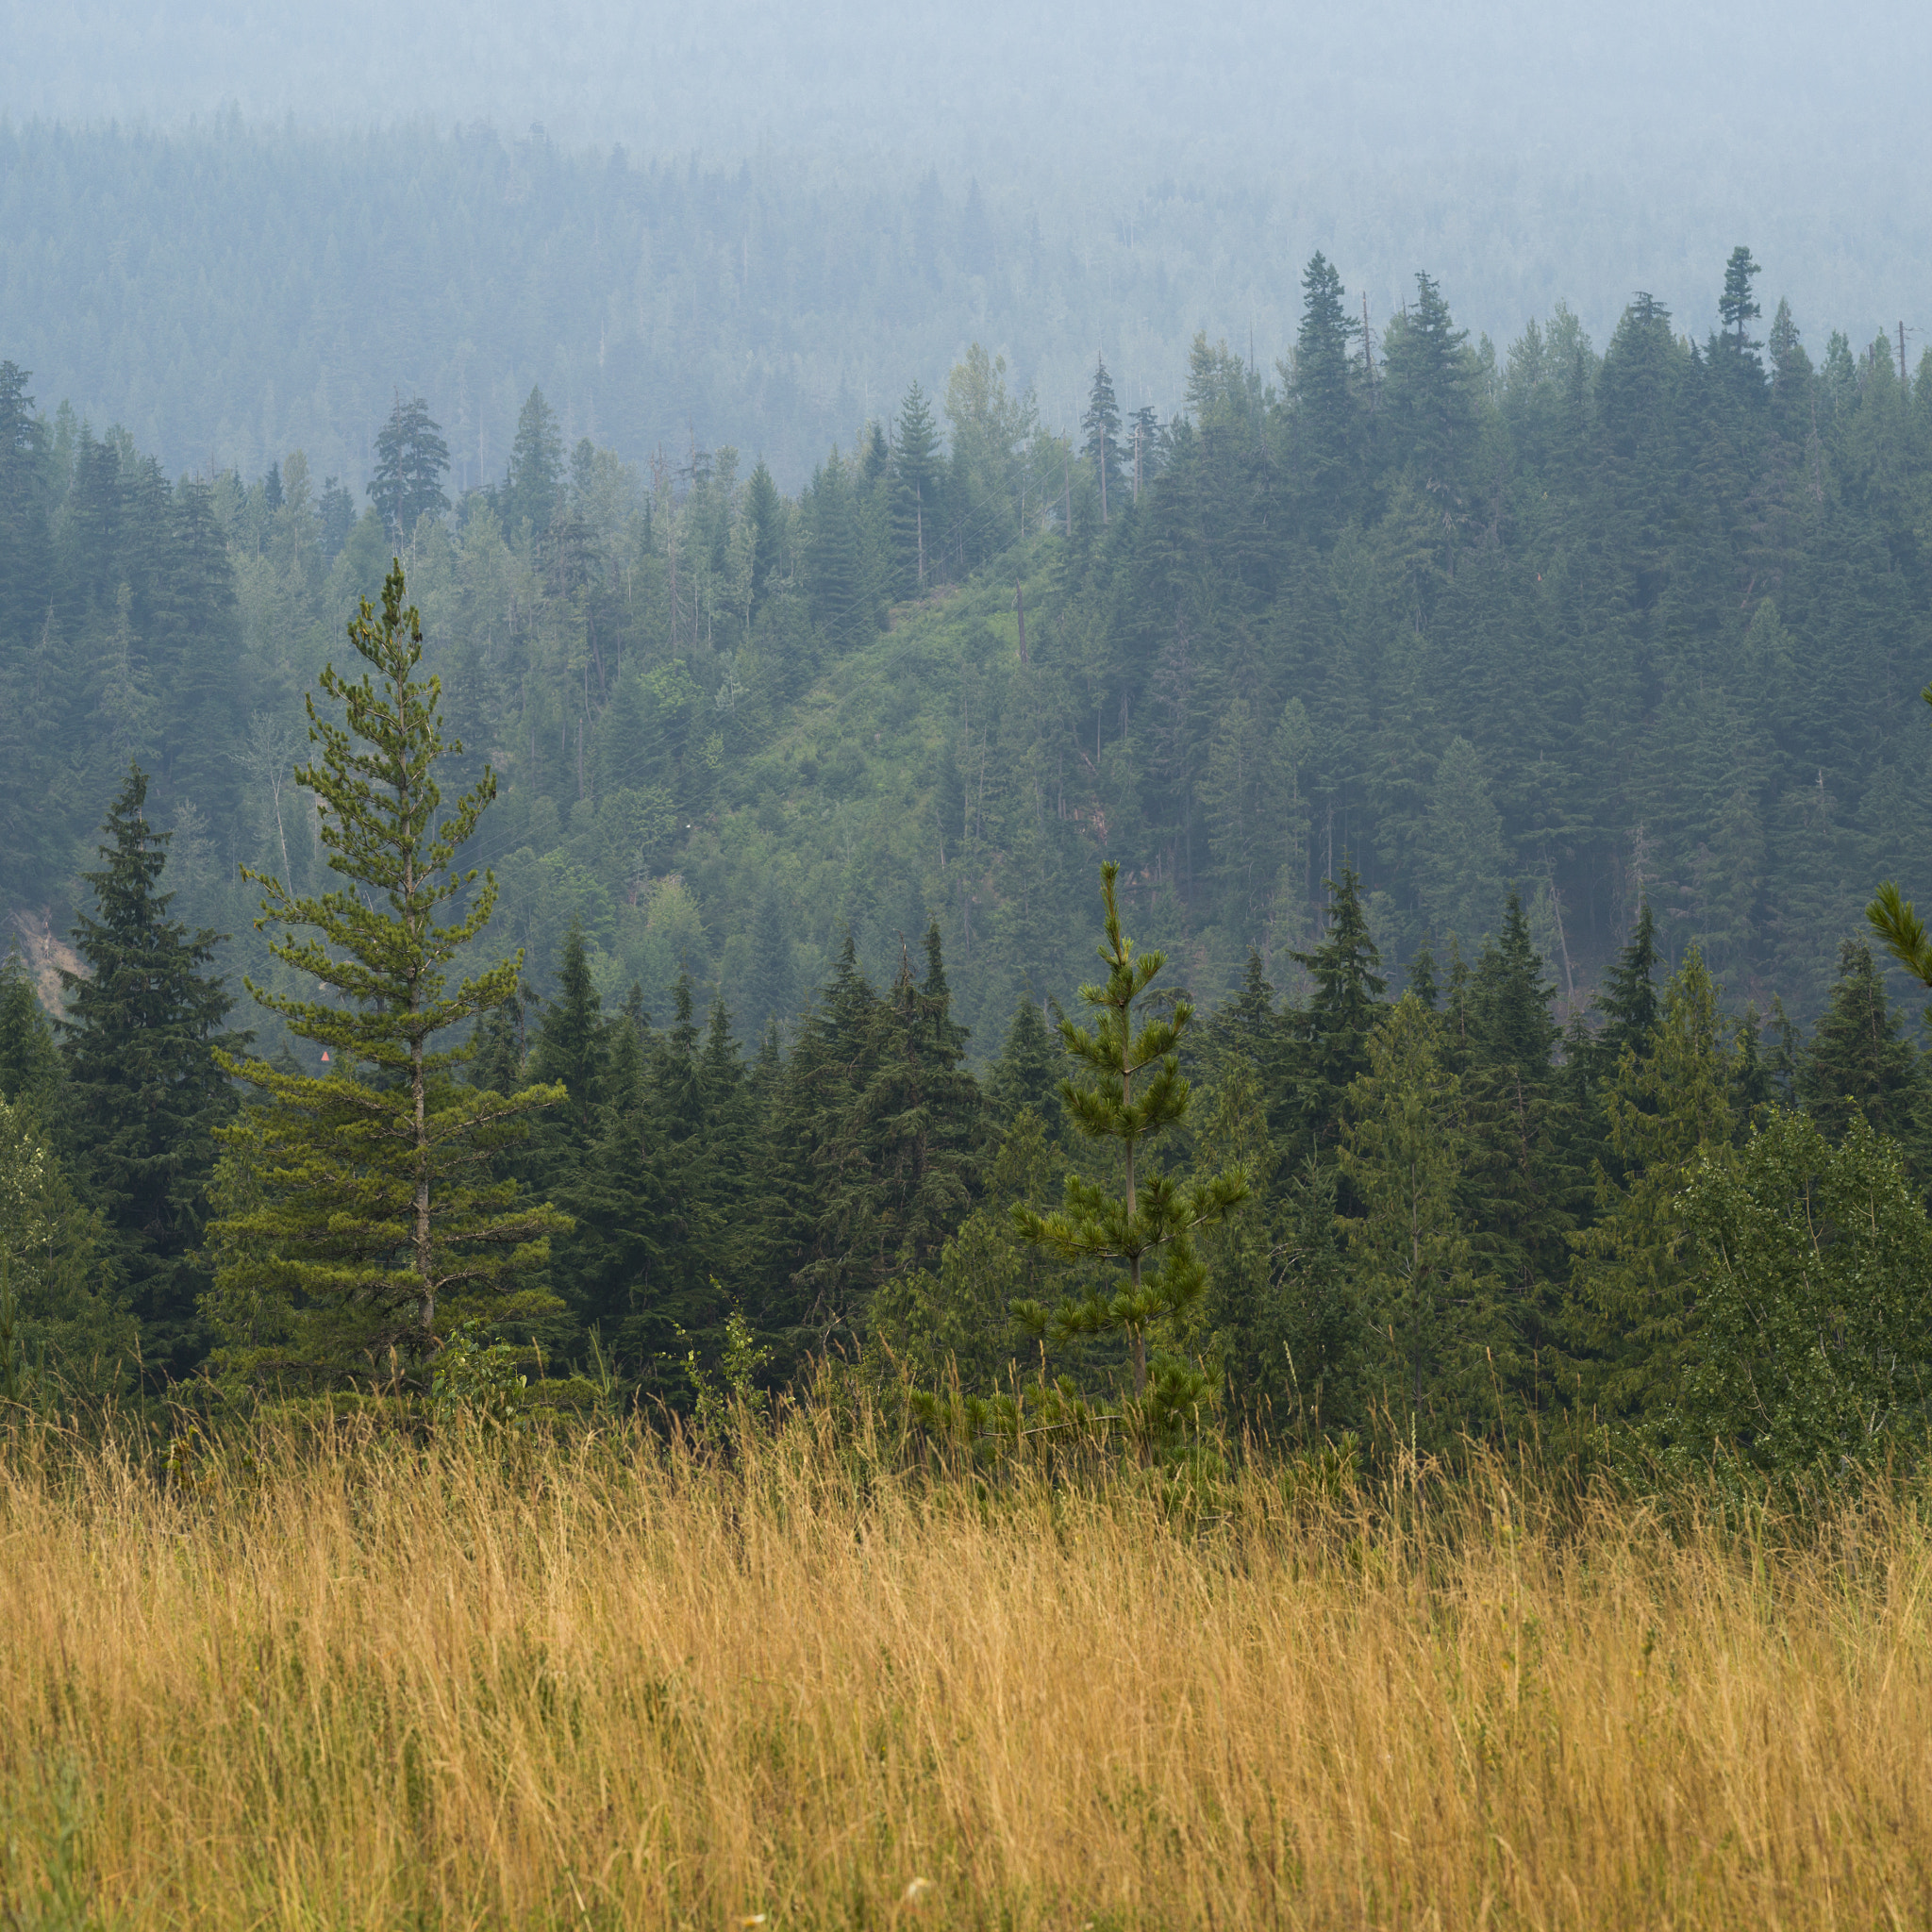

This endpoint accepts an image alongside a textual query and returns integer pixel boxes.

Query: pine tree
[370,394,451,541]
[1013,862,1249,1406]
[58,762,238,1380]
[208,563,568,1386]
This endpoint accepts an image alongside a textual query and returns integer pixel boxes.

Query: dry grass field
[4,1408,1931,1930]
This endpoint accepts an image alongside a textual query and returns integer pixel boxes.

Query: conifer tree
[1590,903,1660,1092]
[370,395,451,541]
[528,923,609,1172]
[1570,947,1740,1426]
[1,1092,130,1401]
[861,924,983,1285]
[0,946,60,1113]
[1287,867,1388,1156]
[1457,899,1582,1400]
[1797,938,1931,1185]
[209,563,567,1385]
[1339,992,1507,1446]
[891,382,942,593]
[1291,252,1361,505]
[502,386,564,537]
[987,995,1062,1138]
[58,762,238,1378]
[555,1009,670,1374]
[1013,862,1249,1403]
[1678,1109,1932,1470]
[1081,356,1123,523]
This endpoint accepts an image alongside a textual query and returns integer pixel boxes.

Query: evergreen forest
[8,240,1932,1473]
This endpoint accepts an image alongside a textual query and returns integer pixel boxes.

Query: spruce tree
[208,563,568,1386]
[58,762,238,1379]
[1013,862,1249,1404]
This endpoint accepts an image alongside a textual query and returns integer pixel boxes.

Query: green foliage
[0,948,60,1114]
[209,562,569,1387]
[0,1093,129,1405]
[1571,948,1745,1431]
[1338,993,1508,1449]
[58,763,238,1381]
[1013,861,1249,1410]
[1679,1110,1932,1471]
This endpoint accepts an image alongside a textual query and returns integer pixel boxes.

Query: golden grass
[4,1411,1932,1929]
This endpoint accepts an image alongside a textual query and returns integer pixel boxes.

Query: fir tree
[1339,992,1508,1448]
[58,762,238,1380]
[1286,867,1389,1156]
[503,386,564,537]
[1291,252,1360,504]
[1081,356,1124,524]
[370,394,451,541]
[891,382,942,594]
[986,995,1062,1138]
[1570,947,1741,1428]
[1797,939,1932,1187]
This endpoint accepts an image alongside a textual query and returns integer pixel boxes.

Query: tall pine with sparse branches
[208,562,568,1388]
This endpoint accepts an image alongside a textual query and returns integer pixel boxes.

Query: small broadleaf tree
[209,561,567,1386]
[1012,861,1249,1419]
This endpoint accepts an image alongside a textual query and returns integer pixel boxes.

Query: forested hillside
[6,248,1930,1035]
[7,244,1932,1460]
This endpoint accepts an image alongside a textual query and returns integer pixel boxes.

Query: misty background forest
[5,0,1932,1474]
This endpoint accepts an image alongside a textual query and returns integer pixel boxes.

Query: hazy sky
[8,0,1925,180]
